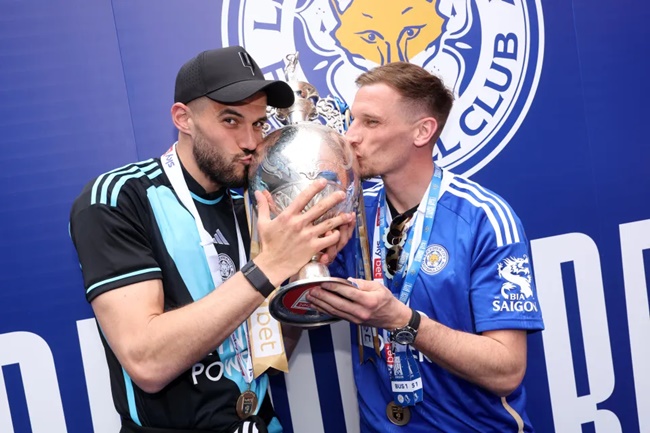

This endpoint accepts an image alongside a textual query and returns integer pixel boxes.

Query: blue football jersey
[333,169,544,433]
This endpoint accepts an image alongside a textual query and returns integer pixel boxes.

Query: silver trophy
[248,53,359,327]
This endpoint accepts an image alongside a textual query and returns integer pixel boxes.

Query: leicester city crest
[221,0,544,175]
[422,244,449,275]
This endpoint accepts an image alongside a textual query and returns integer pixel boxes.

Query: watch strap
[409,308,421,332]
[241,260,276,298]
[389,308,421,344]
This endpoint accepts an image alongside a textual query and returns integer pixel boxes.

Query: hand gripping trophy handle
[353,186,382,355]
[355,189,372,281]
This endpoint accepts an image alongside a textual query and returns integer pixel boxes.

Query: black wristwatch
[241,260,276,298]
[389,308,421,345]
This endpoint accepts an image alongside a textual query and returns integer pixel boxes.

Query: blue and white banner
[0,1,648,432]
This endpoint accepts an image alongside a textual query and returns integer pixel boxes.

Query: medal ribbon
[378,165,442,301]
[161,144,253,381]
[230,328,254,387]
[362,166,443,406]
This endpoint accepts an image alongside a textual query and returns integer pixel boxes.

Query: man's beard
[361,174,379,182]
[358,162,379,181]
[193,133,249,189]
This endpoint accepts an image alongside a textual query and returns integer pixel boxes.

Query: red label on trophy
[281,284,319,313]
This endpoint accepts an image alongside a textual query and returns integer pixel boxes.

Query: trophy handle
[354,186,382,356]
[243,189,261,259]
[355,187,372,280]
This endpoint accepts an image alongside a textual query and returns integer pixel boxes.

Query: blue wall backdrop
[0,1,648,432]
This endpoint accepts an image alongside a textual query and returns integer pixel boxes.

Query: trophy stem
[296,257,330,281]
[268,252,356,328]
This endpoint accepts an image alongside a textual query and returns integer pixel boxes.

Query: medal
[236,390,258,419]
[228,321,257,420]
[386,401,411,426]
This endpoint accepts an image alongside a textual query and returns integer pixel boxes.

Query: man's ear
[171,102,193,135]
[413,117,439,148]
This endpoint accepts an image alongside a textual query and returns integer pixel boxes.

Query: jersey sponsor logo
[192,326,252,388]
[421,244,449,275]
[191,353,225,385]
[493,255,539,312]
[222,0,544,175]
[219,253,237,280]
[191,351,251,385]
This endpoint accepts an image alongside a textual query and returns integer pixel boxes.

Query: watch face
[394,330,415,345]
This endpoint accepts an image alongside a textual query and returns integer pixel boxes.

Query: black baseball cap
[174,46,294,108]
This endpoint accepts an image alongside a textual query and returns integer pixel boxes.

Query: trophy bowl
[248,122,360,327]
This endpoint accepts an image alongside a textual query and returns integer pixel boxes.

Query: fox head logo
[223,0,544,176]
[330,0,446,67]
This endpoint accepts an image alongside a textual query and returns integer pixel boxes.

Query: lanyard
[161,143,252,385]
[230,327,254,386]
[373,165,442,304]
[371,166,442,406]
[358,168,443,364]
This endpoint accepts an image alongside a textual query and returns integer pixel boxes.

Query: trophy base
[269,277,356,328]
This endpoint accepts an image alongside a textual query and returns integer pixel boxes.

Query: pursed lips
[238,155,253,165]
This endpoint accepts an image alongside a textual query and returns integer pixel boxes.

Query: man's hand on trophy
[307,279,412,330]
[260,189,280,216]
[253,178,355,284]
[319,217,356,265]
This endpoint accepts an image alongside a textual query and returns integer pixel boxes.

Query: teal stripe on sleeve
[146,168,163,180]
[105,161,159,206]
[91,162,132,205]
[91,159,155,205]
[86,267,161,294]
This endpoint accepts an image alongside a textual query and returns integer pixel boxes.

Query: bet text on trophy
[248,53,360,327]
